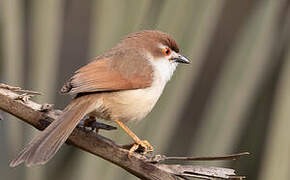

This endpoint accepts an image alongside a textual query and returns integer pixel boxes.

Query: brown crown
[117,30,179,58]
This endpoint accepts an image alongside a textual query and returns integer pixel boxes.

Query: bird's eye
[162,48,171,56]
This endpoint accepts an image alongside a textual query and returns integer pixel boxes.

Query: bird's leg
[114,119,154,154]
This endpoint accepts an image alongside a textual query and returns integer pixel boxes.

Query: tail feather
[10,97,96,167]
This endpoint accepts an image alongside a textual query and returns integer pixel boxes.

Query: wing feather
[61,50,153,95]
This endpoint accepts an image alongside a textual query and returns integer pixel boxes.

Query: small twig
[157,164,238,179]
[0,83,42,95]
[229,176,246,180]
[0,83,42,104]
[0,83,21,91]
[13,89,42,95]
[148,152,250,163]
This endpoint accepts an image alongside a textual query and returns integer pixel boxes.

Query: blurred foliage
[0,0,289,180]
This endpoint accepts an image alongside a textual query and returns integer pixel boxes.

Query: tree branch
[0,84,246,180]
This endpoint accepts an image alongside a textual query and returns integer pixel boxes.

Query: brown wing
[61,51,153,95]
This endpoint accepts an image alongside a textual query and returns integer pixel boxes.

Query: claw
[78,117,117,132]
[129,140,154,155]
[114,120,154,155]
[86,121,117,131]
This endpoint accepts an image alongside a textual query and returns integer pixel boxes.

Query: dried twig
[148,152,250,163]
[0,84,247,180]
[0,83,42,95]
[157,164,245,179]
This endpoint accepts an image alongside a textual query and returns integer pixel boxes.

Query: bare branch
[148,152,250,163]
[0,83,42,95]
[157,164,245,179]
[0,84,245,180]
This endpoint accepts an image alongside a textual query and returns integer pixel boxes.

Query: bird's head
[121,30,190,64]
[118,30,190,83]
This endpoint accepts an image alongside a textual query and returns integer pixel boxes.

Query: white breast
[105,56,178,122]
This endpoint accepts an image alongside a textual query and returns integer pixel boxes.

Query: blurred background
[0,0,289,180]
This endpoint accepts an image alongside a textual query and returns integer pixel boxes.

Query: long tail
[10,96,97,167]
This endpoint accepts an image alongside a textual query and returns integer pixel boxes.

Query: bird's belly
[101,86,163,122]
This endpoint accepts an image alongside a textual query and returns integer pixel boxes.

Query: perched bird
[10,30,190,167]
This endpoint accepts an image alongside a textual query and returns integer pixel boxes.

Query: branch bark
[0,84,245,180]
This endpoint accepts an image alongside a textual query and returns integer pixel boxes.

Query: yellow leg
[114,120,154,154]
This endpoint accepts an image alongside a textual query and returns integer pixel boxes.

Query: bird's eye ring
[162,48,171,56]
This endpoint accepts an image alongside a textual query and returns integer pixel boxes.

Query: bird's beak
[172,54,191,64]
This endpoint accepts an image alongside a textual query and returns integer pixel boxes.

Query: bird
[10,30,190,167]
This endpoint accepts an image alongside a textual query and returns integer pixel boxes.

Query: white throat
[150,56,178,85]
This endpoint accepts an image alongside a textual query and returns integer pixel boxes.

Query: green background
[0,0,289,180]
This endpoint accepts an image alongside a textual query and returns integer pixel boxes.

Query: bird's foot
[86,121,117,131]
[129,140,154,155]
[78,117,116,132]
